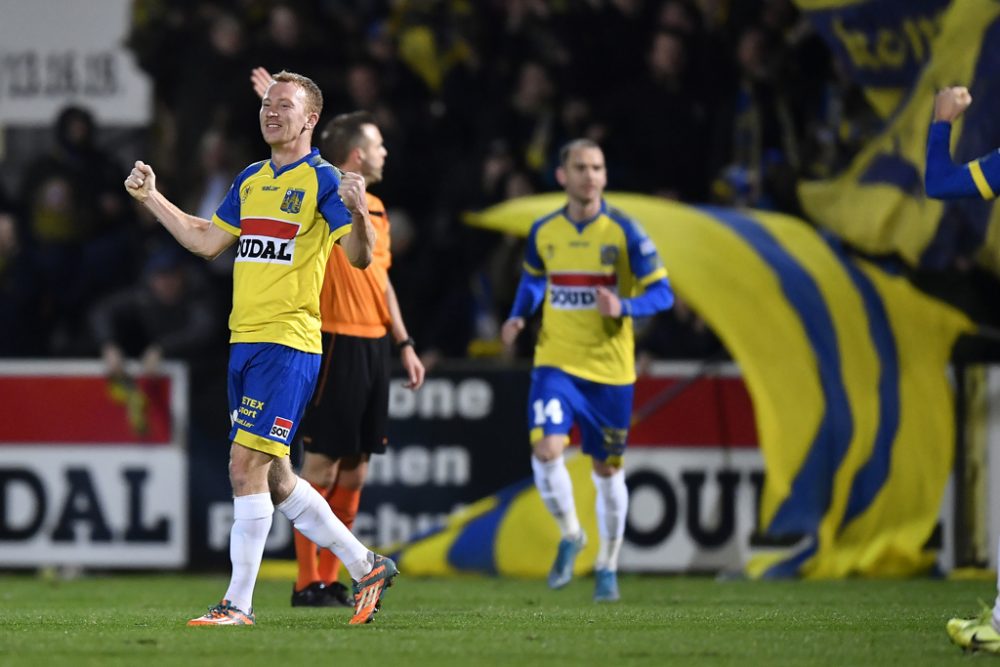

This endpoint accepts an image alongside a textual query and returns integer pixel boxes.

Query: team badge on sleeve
[270,416,294,441]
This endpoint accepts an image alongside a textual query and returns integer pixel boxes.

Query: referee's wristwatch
[396,336,415,351]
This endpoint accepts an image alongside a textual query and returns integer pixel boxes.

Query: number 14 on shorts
[533,398,564,425]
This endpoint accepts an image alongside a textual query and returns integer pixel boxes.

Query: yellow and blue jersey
[212,148,352,354]
[925,121,1000,200]
[521,200,669,385]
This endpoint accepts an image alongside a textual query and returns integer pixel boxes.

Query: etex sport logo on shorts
[549,272,616,310]
[236,218,300,265]
[270,416,294,441]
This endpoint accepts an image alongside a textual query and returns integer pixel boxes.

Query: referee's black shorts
[299,332,391,459]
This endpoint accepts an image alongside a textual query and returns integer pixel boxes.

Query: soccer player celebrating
[925,85,1000,200]
[249,67,425,608]
[927,86,1000,653]
[501,139,674,602]
[124,70,397,626]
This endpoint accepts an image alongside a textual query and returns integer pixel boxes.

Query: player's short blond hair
[271,70,323,117]
[559,138,602,166]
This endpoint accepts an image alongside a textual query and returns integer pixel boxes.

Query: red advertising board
[631,364,757,447]
[0,373,174,444]
[0,361,188,568]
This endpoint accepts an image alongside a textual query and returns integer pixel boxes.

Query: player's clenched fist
[595,286,622,317]
[501,317,525,346]
[338,171,368,215]
[124,161,157,203]
[934,86,972,123]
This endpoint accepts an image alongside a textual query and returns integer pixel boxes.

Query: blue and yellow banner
[385,193,973,579]
[796,0,1000,276]
[390,454,599,578]
[793,0,949,118]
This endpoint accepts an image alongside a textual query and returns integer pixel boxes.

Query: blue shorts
[527,366,633,464]
[227,343,321,457]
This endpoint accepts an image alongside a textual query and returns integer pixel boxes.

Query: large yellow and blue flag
[795,0,1000,275]
[388,194,972,579]
[792,0,950,119]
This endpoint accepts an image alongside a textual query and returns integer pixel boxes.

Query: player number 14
[532,398,564,425]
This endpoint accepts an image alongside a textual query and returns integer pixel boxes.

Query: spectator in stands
[712,25,800,209]
[612,29,708,200]
[19,105,137,354]
[0,184,40,356]
[89,245,218,379]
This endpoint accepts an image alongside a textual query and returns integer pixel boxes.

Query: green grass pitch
[0,572,994,666]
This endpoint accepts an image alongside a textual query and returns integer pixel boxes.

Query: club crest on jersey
[600,245,619,265]
[270,416,294,441]
[280,188,305,214]
[236,217,299,265]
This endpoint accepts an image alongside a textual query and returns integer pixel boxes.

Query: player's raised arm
[925,87,1000,200]
[934,86,972,124]
[336,171,376,268]
[124,161,236,259]
[250,66,274,99]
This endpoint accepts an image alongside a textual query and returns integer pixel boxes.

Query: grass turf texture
[0,573,993,666]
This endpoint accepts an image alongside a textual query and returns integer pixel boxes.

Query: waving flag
[390,455,599,577]
[796,0,1000,275]
[793,0,950,119]
[416,192,973,578]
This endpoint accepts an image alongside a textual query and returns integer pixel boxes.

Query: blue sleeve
[509,271,547,319]
[616,214,672,317]
[621,278,674,318]
[925,121,1000,200]
[214,162,263,228]
[315,164,352,232]
[522,220,544,275]
[622,216,669,285]
[510,220,547,317]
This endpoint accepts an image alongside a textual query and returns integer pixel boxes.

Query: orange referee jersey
[319,192,391,337]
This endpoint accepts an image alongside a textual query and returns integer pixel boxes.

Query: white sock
[531,455,581,539]
[593,469,628,571]
[276,477,372,580]
[223,493,273,612]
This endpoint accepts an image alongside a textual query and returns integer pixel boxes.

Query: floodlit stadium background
[1,0,1000,581]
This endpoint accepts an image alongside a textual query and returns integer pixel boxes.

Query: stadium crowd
[0,0,879,366]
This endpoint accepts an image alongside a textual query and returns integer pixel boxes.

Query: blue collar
[563,199,607,232]
[269,147,319,177]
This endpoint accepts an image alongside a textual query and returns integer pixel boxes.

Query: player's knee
[532,437,564,463]
[228,459,251,491]
[300,466,336,489]
[299,453,338,488]
[592,457,621,477]
[336,464,367,490]
[266,459,297,500]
